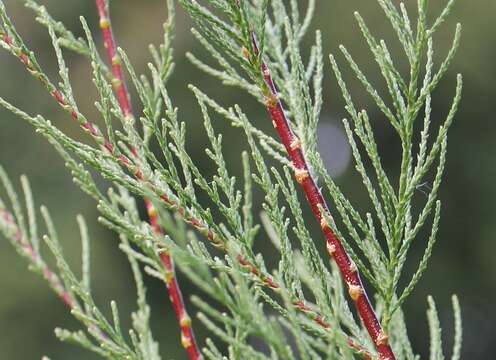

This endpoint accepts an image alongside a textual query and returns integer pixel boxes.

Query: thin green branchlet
[0,0,464,359]
[0,165,161,359]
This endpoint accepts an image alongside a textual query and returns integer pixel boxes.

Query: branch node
[181,333,193,349]
[326,241,336,255]
[294,168,309,184]
[165,270,174,284]
[99,17,110,29]
[376,331,389,346]
[180,314,192,328]
[290,137,301,151]
[348,284,363,301]
[265,94,279,108]
[320,216,330,230]
[112,77,123,88]
[349,261,357,273]
[111,55,121,66]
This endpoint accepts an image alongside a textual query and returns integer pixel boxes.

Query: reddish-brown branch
[147,202,201,358]
[94,1,201,358]
[95,0,133,117]
[0,15,372,359]
[251,35,395,360]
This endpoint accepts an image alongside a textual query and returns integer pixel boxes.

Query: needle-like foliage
[0,0,463,359]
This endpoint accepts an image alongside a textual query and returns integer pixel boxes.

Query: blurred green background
[0,0,493,358]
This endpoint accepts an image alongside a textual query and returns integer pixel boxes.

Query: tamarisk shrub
[0,0,462,359]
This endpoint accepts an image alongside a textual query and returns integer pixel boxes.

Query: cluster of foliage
[0,0,462,359]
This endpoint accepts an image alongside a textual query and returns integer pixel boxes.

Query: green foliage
[0,0,464,359]
[0,166,161,359]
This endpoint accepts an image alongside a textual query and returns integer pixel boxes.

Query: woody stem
[95,0,201,358]
[251,34,396,360]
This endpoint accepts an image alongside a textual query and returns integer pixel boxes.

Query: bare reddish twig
[94,1,201,358]
[95,0,133,117]
[250,35,395,360]
[0,13,372,359]
[148,202,201,357]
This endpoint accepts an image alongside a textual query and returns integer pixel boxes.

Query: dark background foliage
[0,0,493,358]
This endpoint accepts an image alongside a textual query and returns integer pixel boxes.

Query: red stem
[148,202,201,358]
[0,13,372,359]
[94,1,201,358]
[251,35,396,360]
[95,0,132,117]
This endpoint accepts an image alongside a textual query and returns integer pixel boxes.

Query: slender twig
[249,34,396,360]
[0,205,117,348]
[148,202,201,357]
[0,206,75,308]
[94,1,201,358]
[0,17,372,359]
